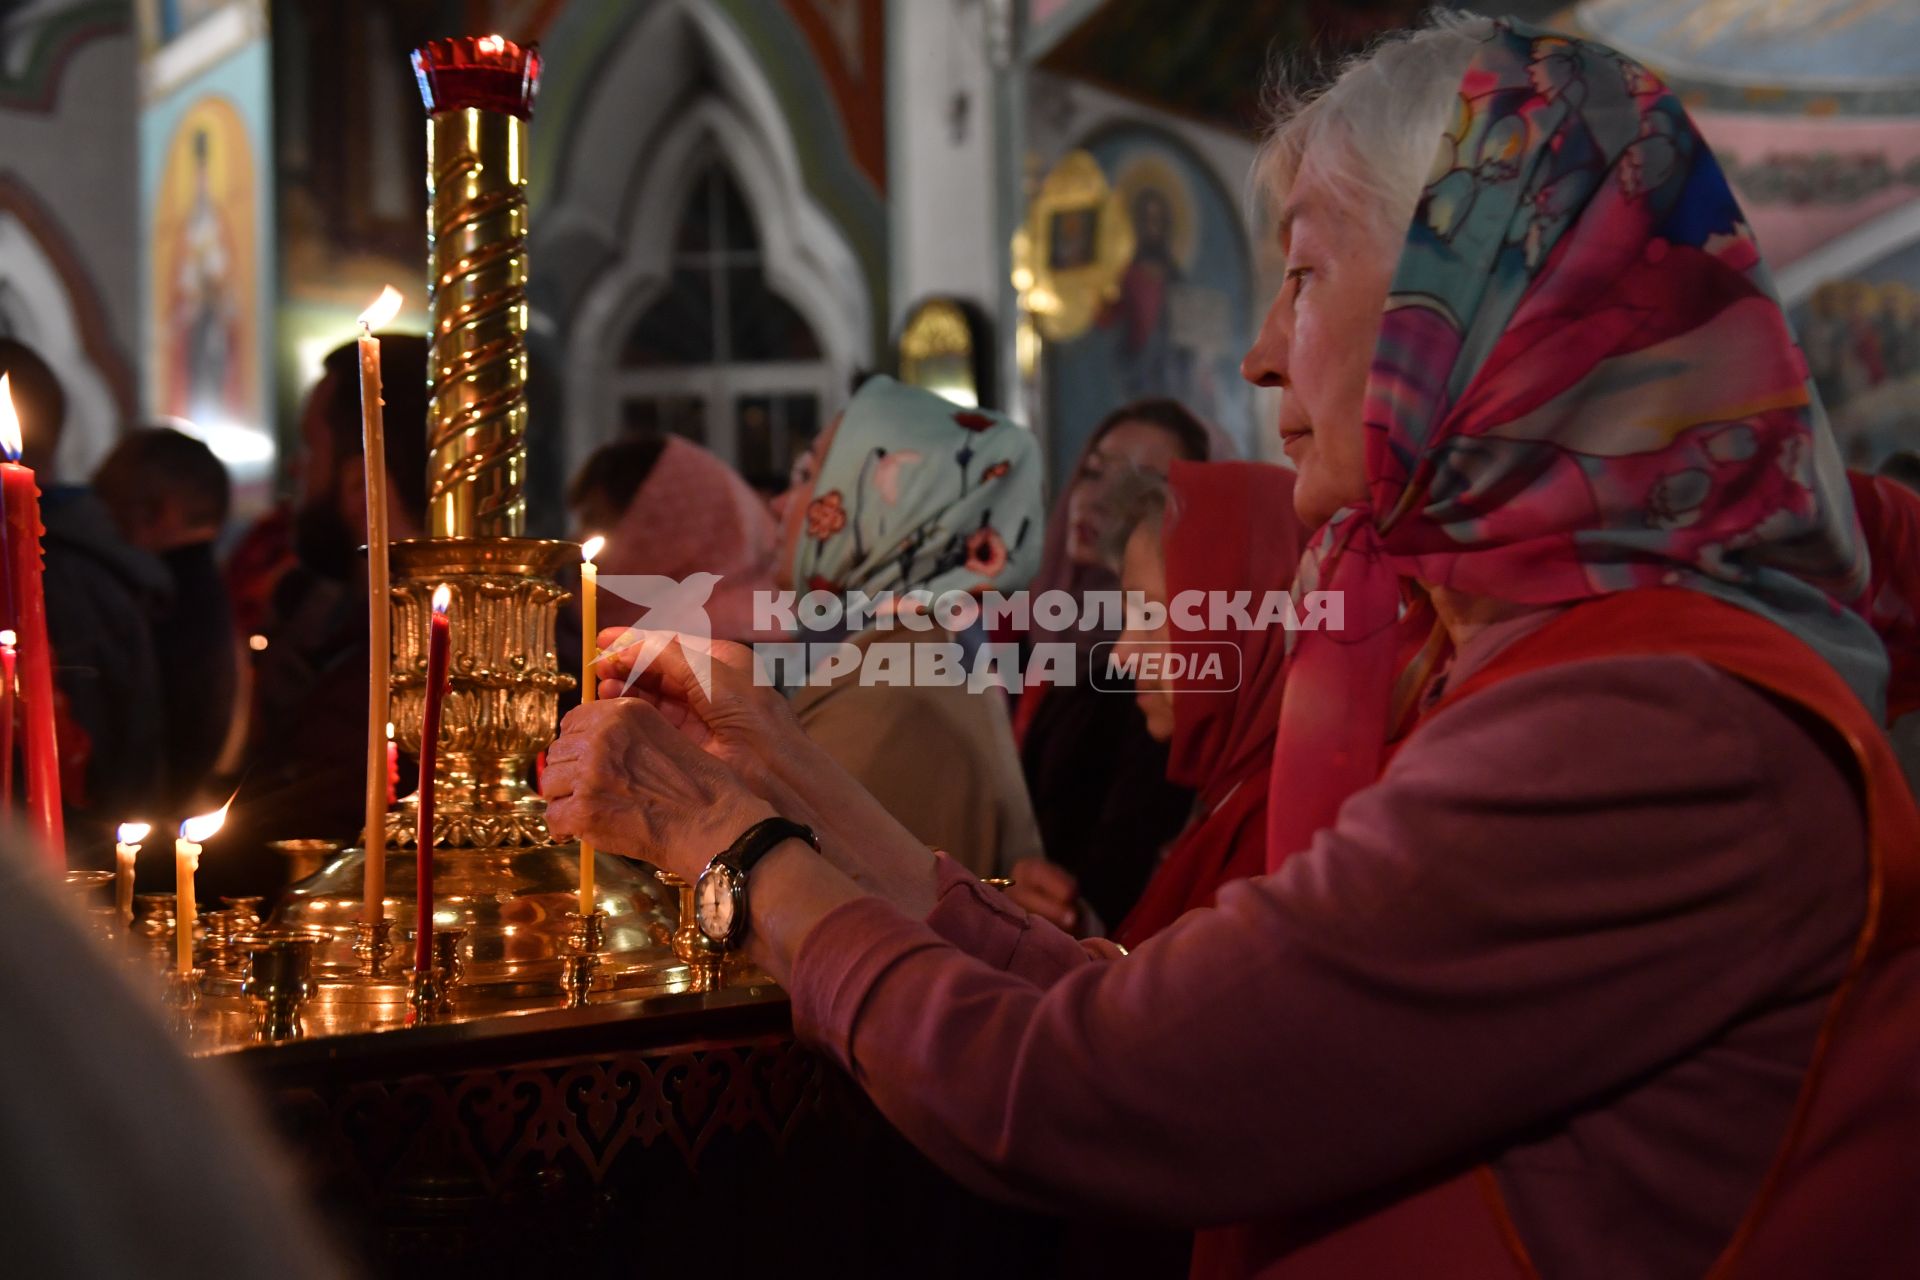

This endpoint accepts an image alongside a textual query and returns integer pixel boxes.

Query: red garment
[1849,470,1920,721]
[1231,588,1920,1278]
[1114,462,1303,947]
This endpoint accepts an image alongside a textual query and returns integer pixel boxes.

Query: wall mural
[151,94,256,432]
[139,17,273,497]
[1044,127,1252,479]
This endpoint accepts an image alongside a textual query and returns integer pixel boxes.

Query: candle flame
[386,720,396,740]
[580,534,605,564]
[0,374,20,463]
[0,630,14,647]
[179,799,232,844]
[358,285,403,331]
[432,584,452,615]
[479,33,505,52]
[117,821,151,845]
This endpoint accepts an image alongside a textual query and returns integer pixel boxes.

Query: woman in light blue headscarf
[770,376,1046,876]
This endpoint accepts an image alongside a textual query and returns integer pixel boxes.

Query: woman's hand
[1005,858,1082,932]
[543,697,773,882]
[589,630,940,917]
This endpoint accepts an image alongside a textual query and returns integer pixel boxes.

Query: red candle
[0,630,15,812]
[386,721,400,806]
[415,584,452,975]
[0,376,62,865]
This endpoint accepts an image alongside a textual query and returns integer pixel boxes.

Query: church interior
[1,2,1917,1277]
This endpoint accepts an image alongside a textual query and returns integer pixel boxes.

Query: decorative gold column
[419,37,533,539]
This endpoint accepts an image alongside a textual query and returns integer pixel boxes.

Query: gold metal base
[272,842,692,997]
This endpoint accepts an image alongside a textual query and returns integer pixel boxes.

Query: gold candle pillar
[414,35,539,539]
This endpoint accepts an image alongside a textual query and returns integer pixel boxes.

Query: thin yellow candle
[578,534,604,917]
[175,803,229,973]
[357,285,402,927]
[114,821,149,932]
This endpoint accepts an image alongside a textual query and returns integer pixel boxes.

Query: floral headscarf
[1268,21,1888,867]
[793,376,1044,605]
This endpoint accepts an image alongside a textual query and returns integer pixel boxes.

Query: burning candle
[0,377,62,865]
[416,584,452,976]
[578,535,603,917]
[386,721,400,805]
[359,286,402,929]
[175,803,229,974]
[0,629,14,812]
[115,821,149,932]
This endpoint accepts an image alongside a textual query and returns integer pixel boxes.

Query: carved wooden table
[231,984,1070,1278]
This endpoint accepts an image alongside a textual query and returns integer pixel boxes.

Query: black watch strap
[727,817,819,875]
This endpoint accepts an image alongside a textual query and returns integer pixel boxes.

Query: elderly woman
[546,17,1919,1279]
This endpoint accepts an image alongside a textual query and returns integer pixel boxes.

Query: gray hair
[1253,11,1493,245]
[1095,465,1173,573]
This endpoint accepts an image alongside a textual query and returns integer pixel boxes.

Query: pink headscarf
[595,437,780,642]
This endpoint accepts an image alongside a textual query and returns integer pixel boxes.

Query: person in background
[1011,399,1221,933]
[766,376,1046,877]
[93,426,239,810]
[220,335,429,889]
[0,338,168,844]
[568,434,779,641]
[1011,461,1305,948]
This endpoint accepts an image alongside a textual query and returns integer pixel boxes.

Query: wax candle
[115,821,149,932]
[175,803,229,974]
[0,629,15,812]
[359,286,401,928]
[416,584,452,976]
[577,535,603,917]
[0,376,62,865]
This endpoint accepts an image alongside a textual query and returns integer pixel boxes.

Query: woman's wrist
[742,837,868,981]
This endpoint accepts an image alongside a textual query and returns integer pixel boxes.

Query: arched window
[612,160,830,492]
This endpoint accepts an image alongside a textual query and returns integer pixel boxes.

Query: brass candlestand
[270,36,688,1010]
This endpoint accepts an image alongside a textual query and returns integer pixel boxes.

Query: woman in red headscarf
[1104,461,1304,948]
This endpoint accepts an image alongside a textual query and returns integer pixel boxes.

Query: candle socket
[220,896,265,930]
[164,968,202,1035]
[352,918,396,979]
[239,932,322,1043]
[561,909,608,1008]
[63,870,116,943]
[433,927,468,991]
[199,909,249,976]
[131,893,176,970]
[656,870,723,966]
[406,967,450,1024]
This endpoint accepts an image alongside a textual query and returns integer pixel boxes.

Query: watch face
[696,866,736,941]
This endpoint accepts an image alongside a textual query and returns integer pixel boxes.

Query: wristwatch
[694,817,821,949]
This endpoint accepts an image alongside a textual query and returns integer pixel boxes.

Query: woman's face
[1113,521,1174,742]
[1241,158,1398,529]
[770,415,841,589]
[1063,420,1189,567]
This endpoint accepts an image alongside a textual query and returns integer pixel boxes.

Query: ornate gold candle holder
[239,932,323,1043]
[253,34,730,1035]
[561,908,608,1008]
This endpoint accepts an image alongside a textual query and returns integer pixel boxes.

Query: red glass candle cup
[411,35,541,119]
